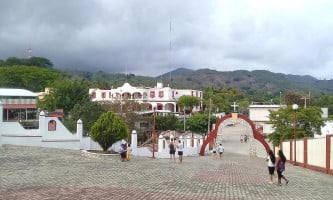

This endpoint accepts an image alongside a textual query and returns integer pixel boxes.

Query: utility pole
[301,91,310,108]
[207,98,212,136]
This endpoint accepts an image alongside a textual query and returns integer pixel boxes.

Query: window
[159,91,164,98]
[48,120,57,131]
[150,91,155,98]
[91,92,96,98]
[102,92,106,98]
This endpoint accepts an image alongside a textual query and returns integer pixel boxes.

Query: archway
[200,113,270,156]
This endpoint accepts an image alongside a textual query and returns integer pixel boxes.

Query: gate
[199,113,270,156]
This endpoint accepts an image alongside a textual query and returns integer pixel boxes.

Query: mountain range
[67,68,333,97]
[156,68,333,96]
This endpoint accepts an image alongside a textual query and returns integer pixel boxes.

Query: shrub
[90,111,128,151]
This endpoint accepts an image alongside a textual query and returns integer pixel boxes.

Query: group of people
[267,149,289,186]
[120,142,132,162]
[169,139,184,163]
[240,134,248,143]
[212,143,224,159]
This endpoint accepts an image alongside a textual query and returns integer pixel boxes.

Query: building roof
[0,88,37,97]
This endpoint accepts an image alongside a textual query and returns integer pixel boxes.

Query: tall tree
[37,79,89,114]
[268,106,324,146]
[64,101,107,135]
[187,113,218,136]
[155,114,182,131]
[177,95,200,113]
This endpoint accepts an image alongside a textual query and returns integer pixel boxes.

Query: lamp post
[292,104,298,165]
[152,107,156,159]
[183,106,186,131]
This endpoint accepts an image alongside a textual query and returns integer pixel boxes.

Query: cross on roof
[231,102,238,112]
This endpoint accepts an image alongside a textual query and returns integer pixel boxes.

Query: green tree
[317,94,333,118]
[0,66,63,92]
[90,111,128,151]
[25,57,53,68]
[203,86,246,114]
[5,57,23,66]
[268,106,324,146]
[65,101,107,135]
[187,113,218,136]
[177,95,200,113]
[2,56,53,68]
[155,114,182,131]
[37,79,89,114]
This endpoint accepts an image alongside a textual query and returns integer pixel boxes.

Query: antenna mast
[169,21,172,86]
[27,42,32,58]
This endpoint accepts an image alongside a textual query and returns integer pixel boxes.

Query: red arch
[199,113,270,156]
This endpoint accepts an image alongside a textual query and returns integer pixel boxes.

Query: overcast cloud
[1,0,333,79]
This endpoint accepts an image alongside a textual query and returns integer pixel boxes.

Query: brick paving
[0,145,332,200]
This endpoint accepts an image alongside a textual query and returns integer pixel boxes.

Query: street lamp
[292,104,299,165]
[152,107,156,159]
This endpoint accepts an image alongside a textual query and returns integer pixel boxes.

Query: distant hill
[158,68,194,78]
[65,68,333,97]
[156,68,333,96]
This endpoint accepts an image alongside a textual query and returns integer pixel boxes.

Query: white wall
[307,138,326,168]
[296,140,304,163]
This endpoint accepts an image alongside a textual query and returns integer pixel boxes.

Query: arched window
[159,91,164,98]
[48,120,57,131]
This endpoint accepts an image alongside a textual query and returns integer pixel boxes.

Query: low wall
[280,135,333,174]
[0,108,81,150]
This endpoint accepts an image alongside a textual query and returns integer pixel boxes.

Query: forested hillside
[1,57,333,102]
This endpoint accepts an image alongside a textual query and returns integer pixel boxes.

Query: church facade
[89,82,203,113]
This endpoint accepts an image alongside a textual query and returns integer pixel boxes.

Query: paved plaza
[1,145,332,200]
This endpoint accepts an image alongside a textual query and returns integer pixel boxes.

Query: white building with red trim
[89,82,203,113]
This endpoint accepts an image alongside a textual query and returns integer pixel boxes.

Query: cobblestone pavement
[1,145,332,200]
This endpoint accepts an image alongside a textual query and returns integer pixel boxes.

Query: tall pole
[292,104,298,165]
[152,107,156,159]
[294,110,296,165]
[280,91,282,106]
[183,106,186,131]
[207,98,211,136]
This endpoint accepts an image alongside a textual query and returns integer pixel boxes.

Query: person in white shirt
[266,150,276,184]
[218,143,224,159]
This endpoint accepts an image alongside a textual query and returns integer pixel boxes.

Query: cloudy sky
[1,0,333,79]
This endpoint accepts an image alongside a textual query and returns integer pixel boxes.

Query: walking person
[177,140,183,163]
[266,150,276,184]
[120,142,128,162]
[169,139,176,161]
[218,143,224,159]
[276,150,289,186]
